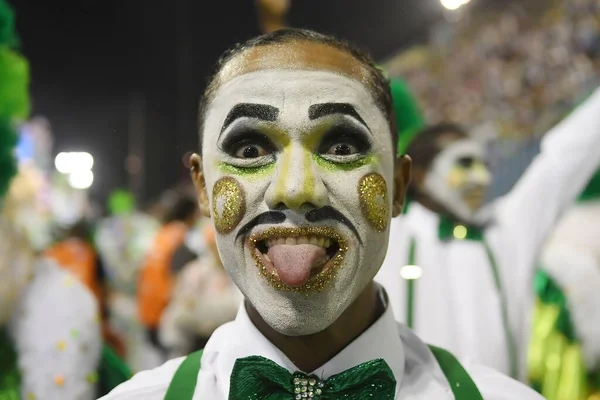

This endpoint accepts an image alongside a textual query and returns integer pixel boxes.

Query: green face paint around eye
[218,161,275,177]
[313,153,377,172]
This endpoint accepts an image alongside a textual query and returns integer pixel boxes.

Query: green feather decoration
[390,78,425,155]
[0,0,17,48]
[0,117,18,199]
[0,48,30,120]
[0,0,30,199]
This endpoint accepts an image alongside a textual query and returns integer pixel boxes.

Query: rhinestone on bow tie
[293,373,325,399]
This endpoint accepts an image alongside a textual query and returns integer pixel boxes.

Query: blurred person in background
[376,79,600,384]
[529,168,600,400]
[159,224,242,359]
[137,190,200,366]
[44,202,128,359]
[45,220,103,306]
[0,2,105,397]
[96,189,160,372]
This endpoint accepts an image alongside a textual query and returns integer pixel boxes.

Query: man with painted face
[102,28,543,399]
[375,80,600,381]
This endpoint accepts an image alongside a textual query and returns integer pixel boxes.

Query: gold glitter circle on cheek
[358,173,389,232]
[211,177,246,234]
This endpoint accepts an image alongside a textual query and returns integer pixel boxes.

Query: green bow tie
[229,356,396,399]
[0,328,21,399]
[438,216,484,241]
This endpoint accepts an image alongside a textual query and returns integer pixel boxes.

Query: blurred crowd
[8,142,241,375]
[386,0,600,140]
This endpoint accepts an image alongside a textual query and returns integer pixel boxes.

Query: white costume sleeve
[495,87,600,276]
[10,260,102,400]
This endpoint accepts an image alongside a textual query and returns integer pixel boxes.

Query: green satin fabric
[228,356,395,399]
[0,327,20,400]
[528,269,598,400]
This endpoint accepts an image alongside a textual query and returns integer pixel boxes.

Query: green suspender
[482,240,518,379]
[405,237,518,379]
[164,350,203,400]
[429,345,484,400]
[164,346,483,399]
[406,237,417,328]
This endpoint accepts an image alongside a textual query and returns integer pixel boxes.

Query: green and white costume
[100,288,543,399]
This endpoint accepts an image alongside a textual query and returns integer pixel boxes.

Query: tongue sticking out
[267,244,327,287]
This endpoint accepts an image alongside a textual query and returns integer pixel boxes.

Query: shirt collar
[210,287,405,397]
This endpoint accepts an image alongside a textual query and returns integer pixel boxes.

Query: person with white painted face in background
[101,28,543,400]
[375,78,600,383]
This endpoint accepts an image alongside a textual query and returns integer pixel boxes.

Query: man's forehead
[211,70,374,107]
[204,69,385,136]
[215,41,372,90]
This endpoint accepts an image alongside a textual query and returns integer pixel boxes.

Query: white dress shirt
[376,86,600,379]
[101,289,543,399]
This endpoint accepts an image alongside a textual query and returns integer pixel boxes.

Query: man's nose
[264,144,328,211]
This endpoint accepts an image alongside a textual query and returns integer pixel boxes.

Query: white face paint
[202,70,394,335]
[423,138,492,223]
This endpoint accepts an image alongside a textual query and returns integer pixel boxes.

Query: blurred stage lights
[440,0,471,11]
[54,151,94,189]
[68,169,94,190]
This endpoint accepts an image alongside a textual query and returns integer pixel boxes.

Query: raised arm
[495,87,600,265]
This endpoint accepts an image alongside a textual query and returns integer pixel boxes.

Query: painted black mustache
[305,206,362,244]
[235,206,362,244]
[236,211,286,241]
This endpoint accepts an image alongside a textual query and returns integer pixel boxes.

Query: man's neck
[246,281,382,373]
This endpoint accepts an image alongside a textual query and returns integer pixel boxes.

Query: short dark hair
[197,28,396,155]
[406,122,468,171]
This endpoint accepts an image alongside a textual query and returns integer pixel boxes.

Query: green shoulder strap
[429,345,484,400]
[164,347,482,400]
[164,349,203,400]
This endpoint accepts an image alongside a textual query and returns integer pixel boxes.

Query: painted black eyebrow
[221,103,279,133]
[308,103,369,130]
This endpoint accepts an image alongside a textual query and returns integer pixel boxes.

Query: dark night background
[10,0,444,208]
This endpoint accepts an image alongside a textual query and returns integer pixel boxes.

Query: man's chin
[257,299,342,337]
[248,282,348,337]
